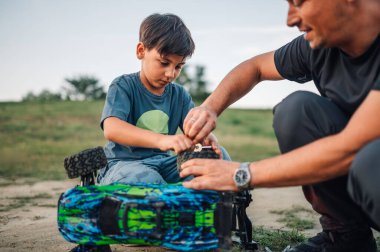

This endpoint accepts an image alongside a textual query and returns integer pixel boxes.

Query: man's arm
[103,117,193,154]
[183,51,283,143]
[180,90,380,190]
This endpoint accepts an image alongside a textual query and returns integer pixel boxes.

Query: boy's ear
[136,42,145,59]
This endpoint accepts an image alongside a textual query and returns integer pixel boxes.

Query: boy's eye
[176,65,183,70]
[160,61,169,66]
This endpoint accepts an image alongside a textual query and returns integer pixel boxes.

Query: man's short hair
[139,13,195,58]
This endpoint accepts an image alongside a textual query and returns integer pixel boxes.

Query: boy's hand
[202,134,222,158]
[158,134,193,154]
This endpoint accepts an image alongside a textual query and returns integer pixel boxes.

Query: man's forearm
[251,133,354,187]
[252,91,380,187]
[202,51,282,116]
[202,58,262,116]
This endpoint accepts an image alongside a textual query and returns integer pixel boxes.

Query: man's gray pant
[273,91,380,231]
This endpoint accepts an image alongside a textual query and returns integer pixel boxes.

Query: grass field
[0,100,279,180]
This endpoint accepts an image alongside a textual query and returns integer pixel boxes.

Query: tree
[64,75,106,101]
[22,89,62,102]
[177,64,210,102]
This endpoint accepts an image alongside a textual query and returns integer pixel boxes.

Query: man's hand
[180,159,240,191]
[202,133,222,158]
[183,106,217,144]
[158,134,193,154]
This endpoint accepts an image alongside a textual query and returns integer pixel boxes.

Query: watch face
[235,169,248,185]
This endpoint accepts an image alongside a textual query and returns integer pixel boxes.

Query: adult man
[180,0,380,251]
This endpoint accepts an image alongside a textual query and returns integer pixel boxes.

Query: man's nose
[287,4,301,27]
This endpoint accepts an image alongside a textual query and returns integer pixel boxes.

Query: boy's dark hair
[139,13,195,58]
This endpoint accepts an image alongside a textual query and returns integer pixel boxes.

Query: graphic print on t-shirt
[136,110,169,134]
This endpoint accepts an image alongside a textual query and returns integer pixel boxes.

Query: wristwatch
[233,162,252,191]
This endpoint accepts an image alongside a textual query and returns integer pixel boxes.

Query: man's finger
[180,165,205,177]
[183,177,207,190]
[181,158,206,168]
[180,159,209,176]
[191,122,215,144]
[183,109,198,135]
[186,116,207,140]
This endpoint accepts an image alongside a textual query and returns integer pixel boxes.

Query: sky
[0,0,318,108]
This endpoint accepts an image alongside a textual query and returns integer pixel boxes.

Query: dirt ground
[0,179,377,252]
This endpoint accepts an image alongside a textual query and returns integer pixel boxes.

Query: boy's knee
[99,162,166,185]
[220,146,231,161]
[117,171,166,184]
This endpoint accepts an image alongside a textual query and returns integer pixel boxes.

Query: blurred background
[0,0,318,107]
[1,2,380,250]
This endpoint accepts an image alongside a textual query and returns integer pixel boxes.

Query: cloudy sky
[0,0,318,107]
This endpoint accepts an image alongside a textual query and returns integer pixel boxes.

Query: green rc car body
[58,183,233,251]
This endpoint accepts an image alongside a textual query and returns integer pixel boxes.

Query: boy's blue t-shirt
[101,72,194,161]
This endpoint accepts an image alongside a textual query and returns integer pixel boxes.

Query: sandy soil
[0,178,375,252]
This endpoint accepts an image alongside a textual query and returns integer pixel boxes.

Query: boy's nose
[165,69,175,79]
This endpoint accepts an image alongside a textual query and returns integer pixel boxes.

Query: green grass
[252,226,306,252]
[0,101,278,180]
[0,101,106,180]
[214,108,279,161]
[228,226,306,252]
[270,206,315,231]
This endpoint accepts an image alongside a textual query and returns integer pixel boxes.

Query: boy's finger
[184,137,193,149]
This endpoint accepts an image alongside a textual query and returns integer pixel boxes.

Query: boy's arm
[103,116,193,153]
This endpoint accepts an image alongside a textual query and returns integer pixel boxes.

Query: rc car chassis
[59,147,258,251]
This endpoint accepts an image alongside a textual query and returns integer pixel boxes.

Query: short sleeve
[274,35,313,83]
[373,81,380,90]
[100,79,131,130]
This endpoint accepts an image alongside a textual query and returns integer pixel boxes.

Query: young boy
[98,13,229,185]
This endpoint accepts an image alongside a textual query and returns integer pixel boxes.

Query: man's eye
[287,0,303,7]
[293,0,304,7]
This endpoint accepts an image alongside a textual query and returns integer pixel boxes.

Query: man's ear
[136,42,145,59]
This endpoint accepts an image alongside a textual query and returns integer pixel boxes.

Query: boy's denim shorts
[97,147,231,185]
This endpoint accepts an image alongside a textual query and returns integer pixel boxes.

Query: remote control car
[58,146,258,252]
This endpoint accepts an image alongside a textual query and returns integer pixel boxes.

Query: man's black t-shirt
[274,34,380,116]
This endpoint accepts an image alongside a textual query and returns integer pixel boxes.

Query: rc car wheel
[64,146,107,179]
[176,147,219,172]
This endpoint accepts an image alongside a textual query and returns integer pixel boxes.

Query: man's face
[137,43,185,95]
[286,0,351,49]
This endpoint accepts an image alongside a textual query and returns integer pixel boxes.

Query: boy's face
[137,42,186,95]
